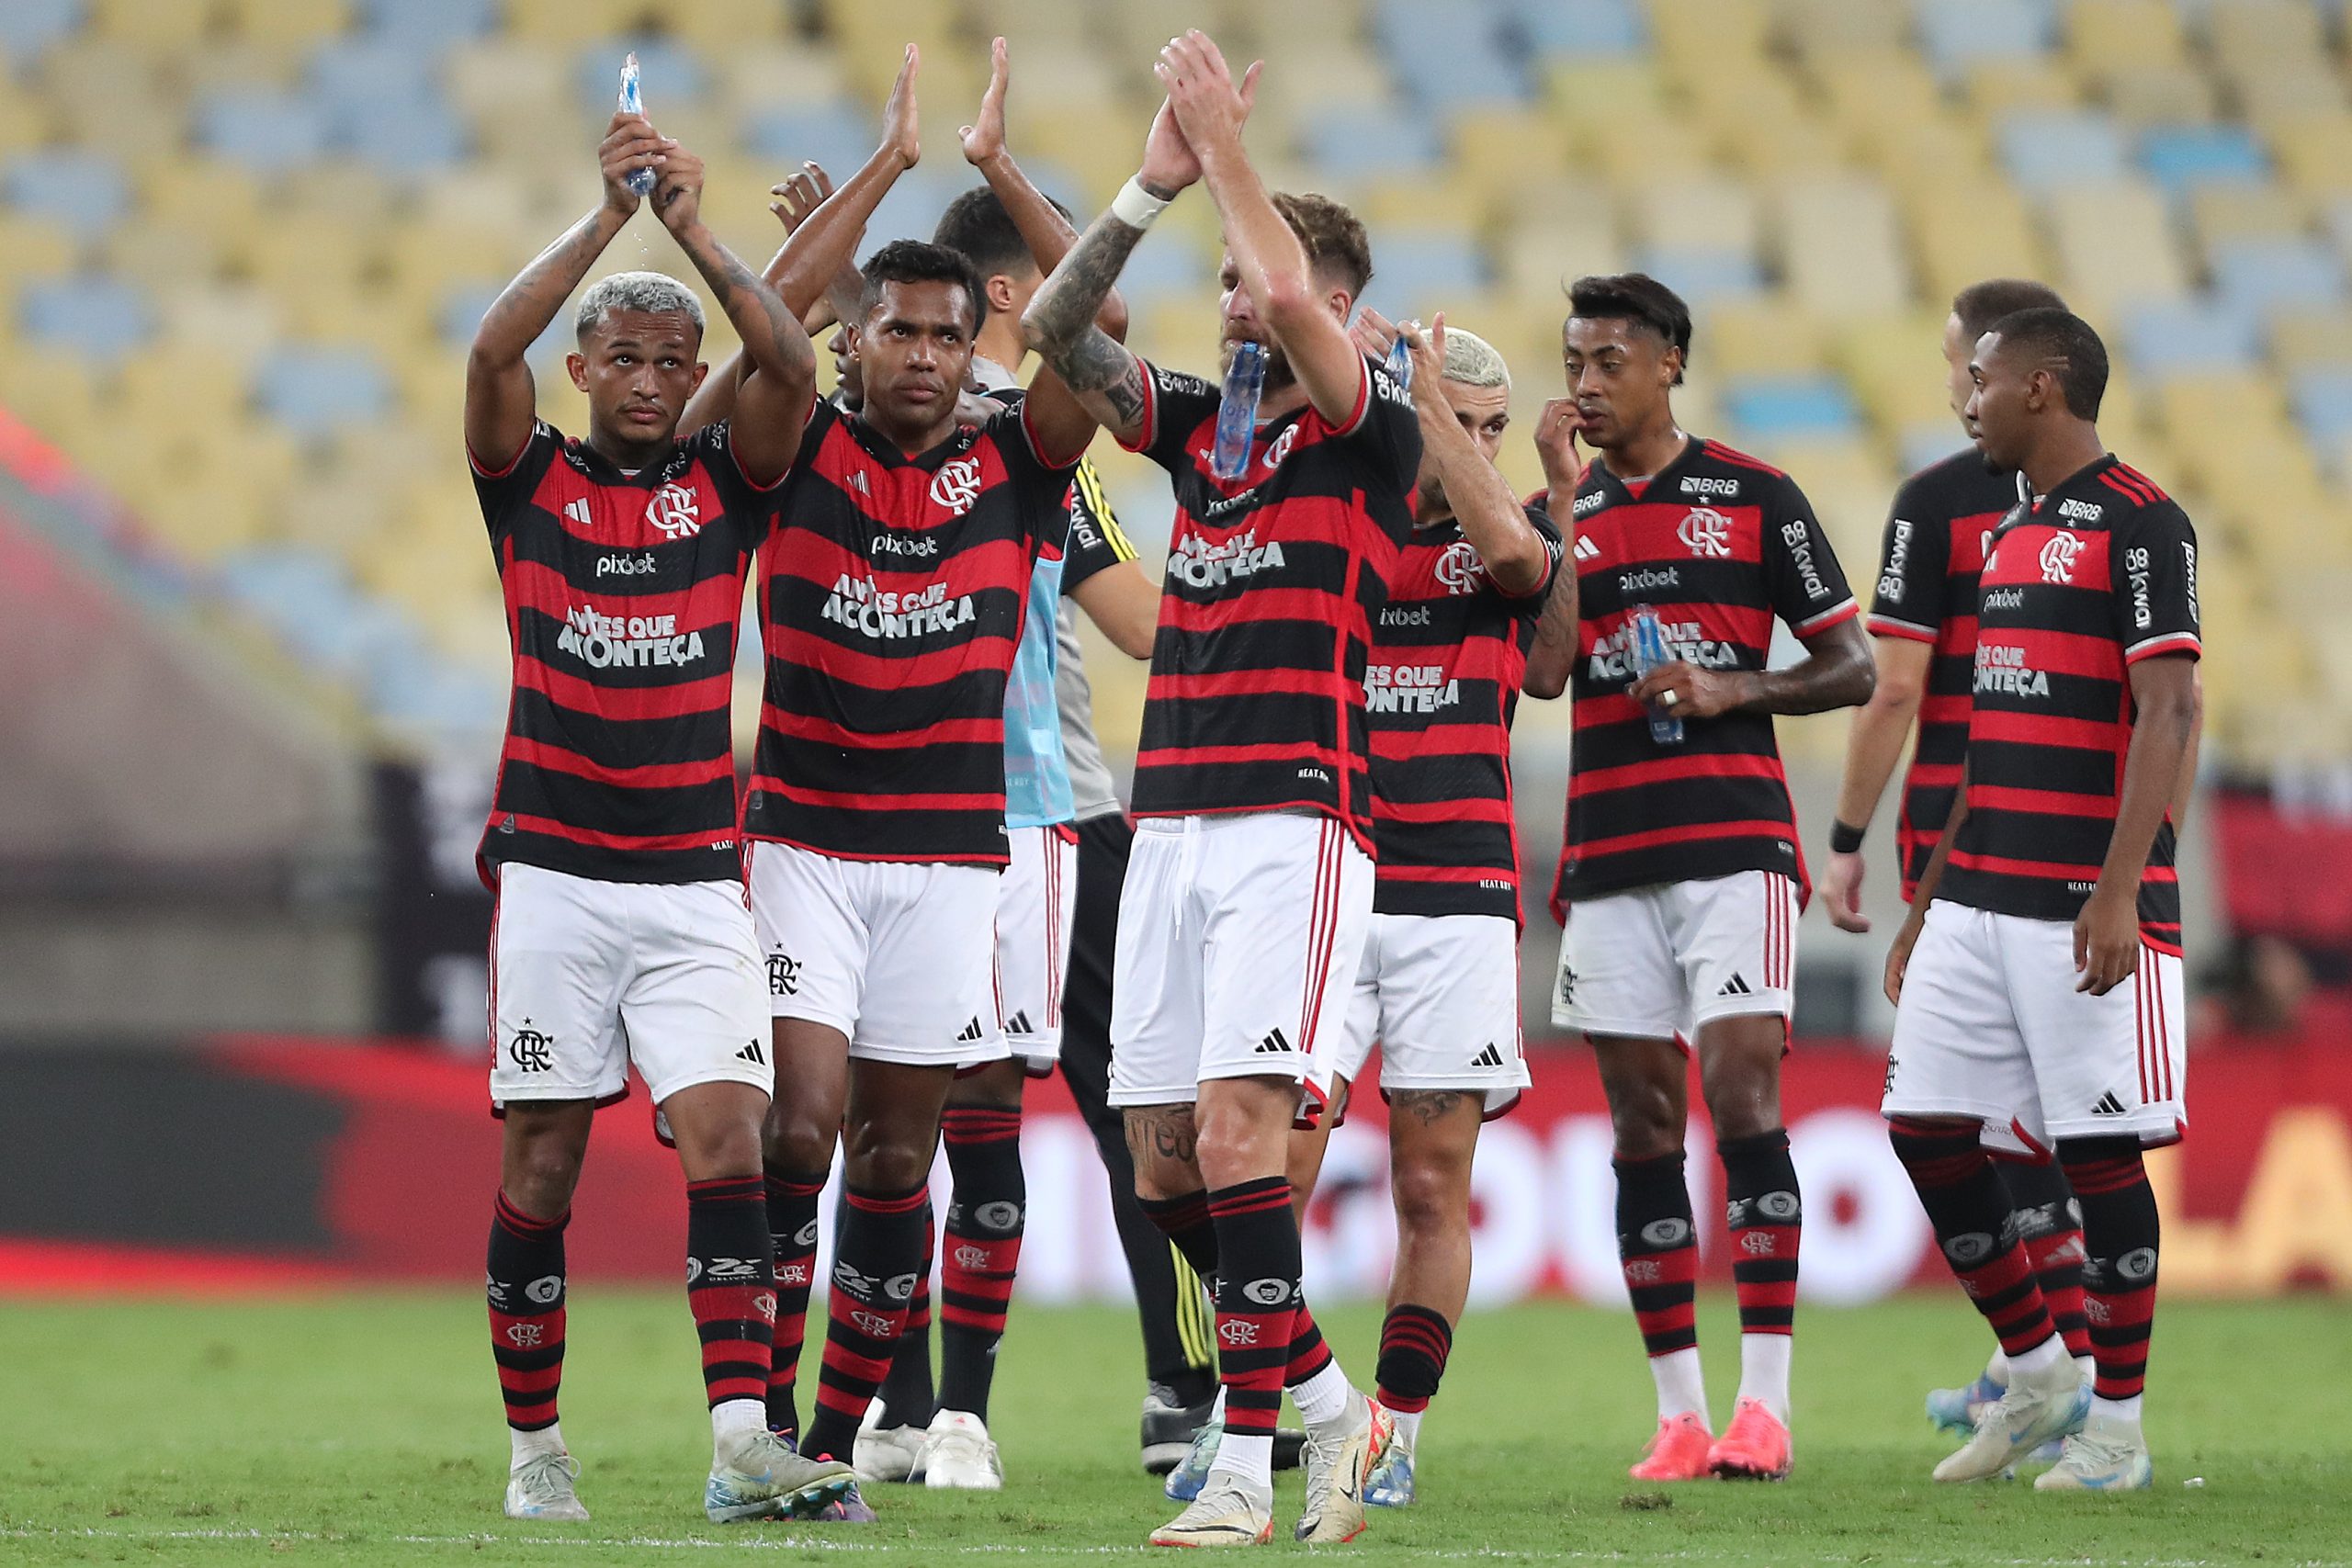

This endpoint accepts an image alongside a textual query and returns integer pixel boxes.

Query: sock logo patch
[700,1256,761,1281]
[795,1219,821,1248]
[851,1309,893,1337]
[2116,1247,2158,1282]
[884,1271,920,1301]
[975,1201,1023,1231]
[504,1322,545,1348]
[1638,1218,1692,1247]
[525,1274,563,1304]
[1944,1231,1996,1266]
[1738,1230,1779,1256]
[1240,1277,1292,1306]
[1218,1318,1261,1347]
[832,1260,876,1295]
[952,1244,989,1269]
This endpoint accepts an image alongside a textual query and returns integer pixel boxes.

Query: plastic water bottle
[616,53,655,197]
[1213,341,1264,480]
[1384,333,1413,393]
[1628,604,1684,745]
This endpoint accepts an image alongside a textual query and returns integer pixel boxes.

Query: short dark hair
[858,239,988,333]
[1951,278,2067,344]
[1566,273,1692,384]
[1984,306,2108,420]
[933,186,1072,281]
[1271,191,1374,300]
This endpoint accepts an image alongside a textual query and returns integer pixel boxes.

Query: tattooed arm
[466,112,663,468]
[652,141,817,485]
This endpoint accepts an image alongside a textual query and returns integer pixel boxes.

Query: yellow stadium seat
[220,0,354,48]
[447,42,571,124]
[1962,59,2084,119]
[40,37,174,122]
[2205,0,2327,73]
[1771,0,1909,56]
[85,0,210,50]
[1771,177,1913,318]
[1450,108,1576,194]
[1698,298,1827,379]
[1544,61,1668,131]
[2269,309,2352,374]
[1828,310,1963,439]
[0,214,80,289]
[2041,181,2189,316]
[1807,49,1943,138]
[1495,217,1627,301]
[1355,182,1486,235]
[138,155,267,245]
[502,0,644,42]
[2272,118,2352,197]
[2092,63,2218,130]
[665,0,795,53]
[2227,62,2350,137]
[1647,0,1772,65]
[2187,184,2311,264]
[2063,0,2186,72]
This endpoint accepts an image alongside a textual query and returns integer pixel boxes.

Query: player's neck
[583,424,672,472]
[2020,423,2107,500]
[857,403,959,458]
[974,326,1027,378]
[1258,378,1310,425]
[1600,414,1687,487]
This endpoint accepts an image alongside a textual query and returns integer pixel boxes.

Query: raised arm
[1398,314,1552,595]
[466,113,664,468]
[1021,95,1202,446]
[1160,35,1364,428]
[650,141,816,485]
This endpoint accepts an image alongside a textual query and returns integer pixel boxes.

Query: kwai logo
[821,573,977,637]
[644,481,702,539]
[1170,527,1286,591]
[557,606,706,667]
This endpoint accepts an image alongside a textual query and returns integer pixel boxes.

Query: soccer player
[849,39,1162,1492]
[1283,312,1558,1509]
[1023,32,1412,1546]
[462,112,853,1524]
[1883,308,2199,1491]
[1816,279,2104,1437]
[1523,274,1874,1483]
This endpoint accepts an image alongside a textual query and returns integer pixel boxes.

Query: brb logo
[930,454,983,515]
[2039,532,2085,585]
[1678,507,1733,558]
[645,481,702,539]
[1434,540,1484,596]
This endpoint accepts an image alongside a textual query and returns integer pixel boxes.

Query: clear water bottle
[1628,604,1683,745]
[1213,341,1264,480]
[1384,332,1413,393]
[616,53,655,197]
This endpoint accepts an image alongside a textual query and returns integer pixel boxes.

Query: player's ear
[986,274,1018,316]
[567,352,590,392]
[689,361,710,393]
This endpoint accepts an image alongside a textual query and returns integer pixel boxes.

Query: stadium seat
[0,0,80,72]
[19,273,152,363]
[2211,237,2346,322]
[1772,178,1913,318]
[1722,373,1865,444]
[1914,0,2055,82]
[2140,125,2269,196]
[741,99,883,185]
[255,344,396,439]
[2043,181,2191,315]
[353,0,501,46]
[200,88,334,176]
[3,149,128,244]
[2001,111,2131,193]
[1634,248,1766,309]
[2124,299,2262,380]
[2290,367,2352,447]
[1361,228,1487,317]
[2063,0,2188,70]
[1499,0,1645,58]
[1371,0,1527,111]
[1297,103,1444,180]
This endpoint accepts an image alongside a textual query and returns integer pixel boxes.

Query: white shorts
[1552,870,1800,1043]
[1322,912,1530,1121]
[488,863,771,1109]
[1109,812,1374,1119]
[990,823,1080,1074]
[748,840,1007,1068]
[1883,900,2188,1153]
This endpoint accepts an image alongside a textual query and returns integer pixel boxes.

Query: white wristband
[1112,176,1171,231]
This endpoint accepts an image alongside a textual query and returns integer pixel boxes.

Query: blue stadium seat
[2123,299,2260,378]
[2140,125,2268,196]
[574,39,708,119]
[1363,229,1487,315]
[1914,0,2054,79]
[256,346,396,438]
[342,94,472,175]
[1722,374,1863,441]
[2290,367,2352,446]
[4,149,130,243]
[2000,110,2129,191]
[0,0,79,71]
[311,36,439,107]
[742,101,876,186]
[2212,237,2346,321]
[1497,0,1644,57]
[354,0,500,48]
[200,88,334,175]
[19,275,153,363]
[1298,104,1443,180]
[1373,0,1527,109]
[1634,247,1764,307]
[436,281,505,346]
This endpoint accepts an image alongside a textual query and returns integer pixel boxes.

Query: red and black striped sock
[1720,1128,1802,1338]
[938,1105,1025,1423]
[1207,1176,1300,1485]
[1890,1119,2059,1357]
[488,1192,568,1437]
[876,1201,936,1429]
[1285,1299,1335,1388]
[2062,1142,2159,1407]
[1374,1303,1453,1415]
[801,1181,929,1462]
[1613,1151,1699,1358]
[2007,1158,2092,1360]
[1137,1188,1220,1279]
[685,1176,775,1431]
[762,1168,826,1438]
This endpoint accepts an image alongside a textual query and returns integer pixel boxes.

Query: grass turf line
[2,1295,2346,1565]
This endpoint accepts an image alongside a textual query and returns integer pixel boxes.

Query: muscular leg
[937,1059,1027,1423]
[1694,1015,1799,1424]
[664,1081,782,1451]
[492,1102,594,1461]
[1375,1089,1482,1447]
[1590,1034,1705,1425]
[1284,1077,1349,1226]
[760,1019,851,1438]
[1189,1076,1308,1491]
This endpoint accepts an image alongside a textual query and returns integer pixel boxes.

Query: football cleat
[853,1401,929,1484]
[1707,1398,1792,1481]
[920,1409,1002,1491]
[2033,1413,2153,1492]
[1142,1382,1216,1475]
[1933,1358,2088,1483]
[704,1431,857,1523]
[1163,1416,1220,1502]
[1926,1371,2007,1438]
[1295,1394,1391,1544]
[1628,1413,1714,1482]
[1150,1479,1274,1548]
[1362,1410,1415,1508]
[503,1450,589,1521]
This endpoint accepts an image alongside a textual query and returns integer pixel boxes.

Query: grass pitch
[2,1292,2345,1565]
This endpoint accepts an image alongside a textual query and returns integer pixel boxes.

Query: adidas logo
[848,470,870,495]
[1469,1043,1506,1070]
[736,1040,766,1066]
[2091,1090,2129,1116]
[563,498,591,526]
[1003,1010,1035,1037]
[1254,1028,1293,1055]
[1717,973,1753,998]
[956,1016,987,1043]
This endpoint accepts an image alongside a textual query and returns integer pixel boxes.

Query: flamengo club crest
[1679,507,1733,558]
[930,454,983,515]
[645,480,702,538]
[1434,539,1484,595]
[2040,531,2086,585]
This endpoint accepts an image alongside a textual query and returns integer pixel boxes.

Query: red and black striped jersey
[1552,437,1858,912]
[746,396,1076,865]
[470,419,775,886]
[1120,355,1419,848]
[1866,449,2017,898]
[1366,508,1563,920]
[1940,455,2200,953]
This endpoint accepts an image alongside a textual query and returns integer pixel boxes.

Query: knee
[679,1118,763,1181]
[763,1095,838,1174]
[1699,1068,1779,1142]
[1887,1115,1984,1185]
[504,1138,584,1214]
[1605,1090,1682,1161]
[842,1121,934,1192]
[1389,1156,1467,1240]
